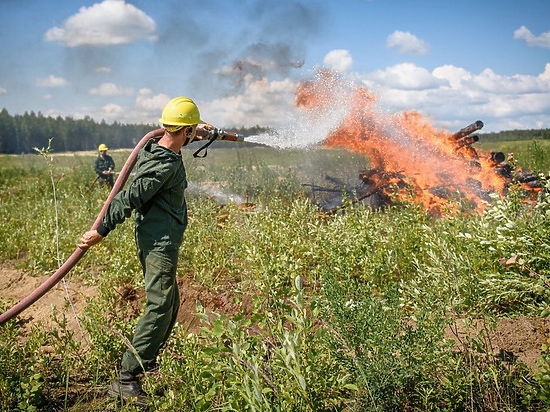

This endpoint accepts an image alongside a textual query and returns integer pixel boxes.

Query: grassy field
[0,139,549,411]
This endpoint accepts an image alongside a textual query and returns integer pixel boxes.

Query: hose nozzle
[193,128,245,158]
[214,129,245,142]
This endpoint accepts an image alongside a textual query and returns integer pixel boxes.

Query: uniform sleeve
[108,156,115,170]
[97,161,175,236]
[94,157,101,174]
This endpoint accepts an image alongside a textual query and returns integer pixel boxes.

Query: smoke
[18,0,325,123]
[185,0,325,97]
[61,46,130,94]
[151,0,211,60]
[186,182,245,204]
[214,43,304,91]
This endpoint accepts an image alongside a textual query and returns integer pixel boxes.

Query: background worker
[95,143,116,188]
[78,97,213,400]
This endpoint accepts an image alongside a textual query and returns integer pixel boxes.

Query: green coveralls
[97,140,187,375]
[95,154,116,187]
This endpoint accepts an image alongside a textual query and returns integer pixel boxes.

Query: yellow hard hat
[159,97,204,131]
[98,144,108,151]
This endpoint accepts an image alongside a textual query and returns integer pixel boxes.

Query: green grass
[0,143,549,411]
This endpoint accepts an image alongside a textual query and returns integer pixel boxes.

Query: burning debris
[304,175,390,212]
[298,71,545,214]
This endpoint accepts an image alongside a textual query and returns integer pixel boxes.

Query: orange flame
[296,71,511,214]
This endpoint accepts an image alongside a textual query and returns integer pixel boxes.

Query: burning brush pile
[297,71,545,214]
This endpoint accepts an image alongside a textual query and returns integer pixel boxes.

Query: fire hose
[0,128,244,325]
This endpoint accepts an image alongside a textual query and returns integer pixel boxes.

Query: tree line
[479,128,550,141]
[0,109,270,154]
[0,109,154,153]
[2,108,547,154]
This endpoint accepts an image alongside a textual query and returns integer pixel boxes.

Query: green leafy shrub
[0,303,48,411]
[535,338,550,407]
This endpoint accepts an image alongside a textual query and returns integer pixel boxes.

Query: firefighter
[95,143,116,188]
[78,97,213,401]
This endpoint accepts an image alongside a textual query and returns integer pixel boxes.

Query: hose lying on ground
[0,129,165,325]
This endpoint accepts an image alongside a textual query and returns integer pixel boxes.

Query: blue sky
[0,0,549,132]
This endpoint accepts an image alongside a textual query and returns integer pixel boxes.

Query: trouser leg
[121,248,180,375]
[98,175,112,187]
[164,276,180,343]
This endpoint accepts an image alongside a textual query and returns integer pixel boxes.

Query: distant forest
[0,108,548,154]
[0,109,270,154]
[479,128,550,141]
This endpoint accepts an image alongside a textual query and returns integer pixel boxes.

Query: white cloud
[32,62,550,133]
[92,103,132,122]
[101,103,124,114]
[469,67,550,94]
[432,65,472,89]
[360,63,550,131]
[44,0,157,47]
[387,30,429,55]
[135,89,170,112]
[46,102,147,124]
[514,26,550,48]
[0,87,6,95]
[323,49,353,72]
[483,114,549,131]
[36,75,68,88]
[475,93,550,118]
[89,82,133,96]
[138,88,152,96]
[95,66,112,73]
[42,94,53,100]
[364,63,446,90]
[201,76,297,127]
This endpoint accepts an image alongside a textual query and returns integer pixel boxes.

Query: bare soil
[0,260,96,342]
[446,317,550,370]
[0,260,250,336]
[113,274,252,333]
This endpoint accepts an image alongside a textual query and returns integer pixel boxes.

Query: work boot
[108,371,147,404]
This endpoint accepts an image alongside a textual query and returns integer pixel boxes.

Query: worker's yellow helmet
[98,144,108,151]
[159,97,204,131]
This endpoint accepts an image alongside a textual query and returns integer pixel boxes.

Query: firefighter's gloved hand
[197,123,215,133]
[78,230,104,250]
[194,124,216,141]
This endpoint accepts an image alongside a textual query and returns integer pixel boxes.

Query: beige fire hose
[0,129,164,325]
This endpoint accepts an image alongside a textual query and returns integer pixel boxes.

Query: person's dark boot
[108,371,147,404]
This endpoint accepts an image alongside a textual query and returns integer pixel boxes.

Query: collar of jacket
[142,139,182,162]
